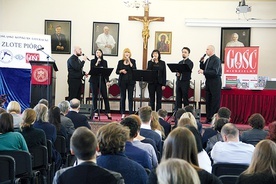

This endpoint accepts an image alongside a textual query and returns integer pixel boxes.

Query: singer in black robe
[89,49,111,119]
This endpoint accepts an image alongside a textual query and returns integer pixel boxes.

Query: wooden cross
[129,3,164,69]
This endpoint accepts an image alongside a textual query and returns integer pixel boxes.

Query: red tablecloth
[220,89,276,125]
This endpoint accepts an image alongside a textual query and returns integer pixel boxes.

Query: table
[220,89,276,125]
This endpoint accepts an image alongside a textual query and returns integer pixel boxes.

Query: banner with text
[224,47,259,88]
[0,32,51,69]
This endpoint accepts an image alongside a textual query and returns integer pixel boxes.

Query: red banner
[224,47,259,74]
[31,65,52,85]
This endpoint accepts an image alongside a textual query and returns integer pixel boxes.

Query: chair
[0,155,15,184]
[108,78,121,104]
[54,135,70,168]
[0,150,34,184]
[29,146,48,184]
[212,163,249,184]
[198,80,206,112]
[47,140,55,184]
[162,80,175,112]
[188,80,197,108]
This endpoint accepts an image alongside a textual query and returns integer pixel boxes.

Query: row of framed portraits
[45,20,251,62]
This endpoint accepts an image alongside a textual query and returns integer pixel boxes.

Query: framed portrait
[92,22,119,56]
[44,20,71,54]
[220,27,251,62]
[155,31,172,54]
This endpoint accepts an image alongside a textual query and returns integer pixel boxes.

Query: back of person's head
[184,105,195,115]
[248,113,265,129]
[21,108,36,128]
[70,127,97,160]
[139,106,152,123]
[48,106,61,131]
[180,112,198,129]
[0,112,14,133]
[178,118,193,128]
[243,139,276,175]
[97,123,130,155]
[157,158,200,184]
[268,121,276,142]
[38,99,49,107]
[214,118,229,132]
[162,127,199,167]
[7,101,21,114]
[120,117,139,139]
[128,114,142,130]
[70,98,80,109]
[157,109,168,119]
[0,107,7,114]
[217,107,231,119]
[58,100,70,114]
[33,103,48,122]
[151,111,161,129]
[185,125,203,153]
[221,123,239,140]
[175,108,186,121]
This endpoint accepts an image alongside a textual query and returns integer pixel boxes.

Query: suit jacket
[241,128,268,146]
[53,161,124,184]
[199,54,222,79]
[147,60,166,86]
[116,59,137,86]
[60,114,75,136]
[51,33,68,52]
[20,125,47,149]
[66,111,90,129]
[158,118,171,138]
[140,128,163,155]
[67,55,85,79]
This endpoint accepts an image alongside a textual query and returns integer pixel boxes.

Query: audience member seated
[147,127,222,184]
[156,158,200,184]
[128,114,160,162]
[48,106,68,139]
[139,106,163,156]
[267,121,276,143]
[157,109,171,138]
[180,112,198,129]
[20,108,46,149]
[185,125,212,173]
[96,123,148,184]
[33,103,62,169]
[6,101,22,129]
[38,98,49,107]
[53,127,124,184]
[121,117,157,168]
[151,111,165,139]
[236,139,276,184]
[0,112,28,151]
[211,123,255,165]
[184,105,202,134]
[66,98,91,129]
[202,107,231,148]
[58,101,75,137]
[205,118,229,154]
[241,113,268,146]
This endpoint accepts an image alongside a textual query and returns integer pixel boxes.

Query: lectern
[29,61,58,108]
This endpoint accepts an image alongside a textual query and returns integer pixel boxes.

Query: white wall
[1,0,276,109]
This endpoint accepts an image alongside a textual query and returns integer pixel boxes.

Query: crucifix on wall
[129,3,164,69]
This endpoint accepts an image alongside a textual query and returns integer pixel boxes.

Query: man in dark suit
[53,127,124,184]
[139,106,163,155]
[157,109,171,138]
[51,25,68,53]
[66,99,91,129]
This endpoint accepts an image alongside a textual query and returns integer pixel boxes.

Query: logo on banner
[224,47,259,74]
[33,67,48,83]
[0,49,13,64]
[26,53,40,63]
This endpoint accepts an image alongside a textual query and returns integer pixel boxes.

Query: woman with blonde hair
[151,111,165,139]
[180,112,198,129]
[20,108,46,148]
[7,101,22,128]
[236,139,276,184]
[116,48,137,119]
[157,158,200,184]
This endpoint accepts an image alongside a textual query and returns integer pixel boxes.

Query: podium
[29,61,58,108]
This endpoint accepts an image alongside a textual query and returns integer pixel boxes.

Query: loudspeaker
[79,104,92,119]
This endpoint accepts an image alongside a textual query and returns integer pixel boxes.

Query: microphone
[199,54,206,62]
[37,47,44,51]
[82,53,90,61]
